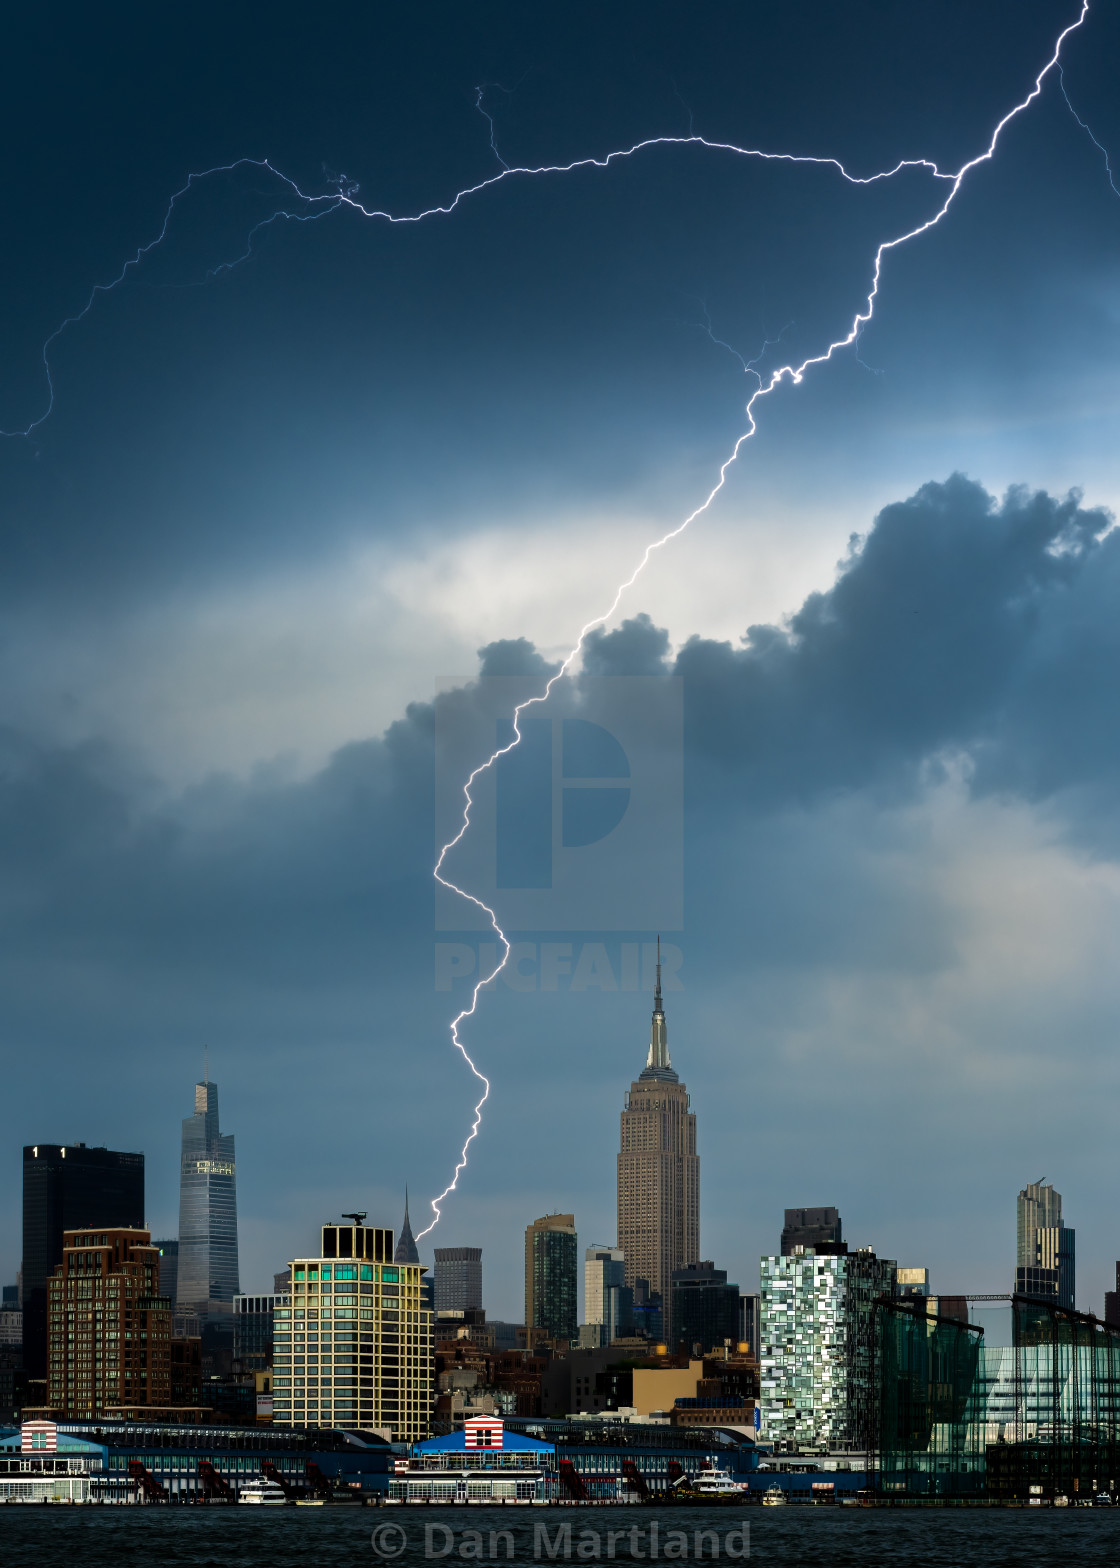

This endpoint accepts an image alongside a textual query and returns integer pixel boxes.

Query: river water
[2,1502,1119,1567]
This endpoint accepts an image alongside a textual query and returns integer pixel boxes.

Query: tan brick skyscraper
[617,945,699,1344]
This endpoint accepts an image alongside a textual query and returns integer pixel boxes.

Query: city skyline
[8,1019,1120,1325]
[11,1061,1120,1344]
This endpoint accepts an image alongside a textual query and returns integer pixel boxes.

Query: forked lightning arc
[2,4,1110,1237]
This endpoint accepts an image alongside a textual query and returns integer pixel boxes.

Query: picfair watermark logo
[434,940,684,993]
[435,676,682,933]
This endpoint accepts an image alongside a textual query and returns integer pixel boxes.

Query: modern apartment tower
[176,1075,240,1320]
[433,1247,483,1313]
[760,1244,897,1451]
[1016,1180,1075,1309]
[272,1219,433,1440]
[617,948,699,1342]
[22,1143,145,1379]
[525,1215,578,1344]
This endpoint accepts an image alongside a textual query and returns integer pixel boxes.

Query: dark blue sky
[2,2,1119,1317]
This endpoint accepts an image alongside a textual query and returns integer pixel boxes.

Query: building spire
[394,1186,420,1265]
[643,936,674,1077]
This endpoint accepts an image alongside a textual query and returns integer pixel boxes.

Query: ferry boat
[685,1466,751,1500]
[761,1486,788,1507]
[238,1476,289,1505]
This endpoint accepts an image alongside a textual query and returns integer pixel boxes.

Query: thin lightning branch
[205,199,345,280]
[4,158,272,436]
[474,85,512,171]
[669,77,696,139]
[691,298,793,384]
[1059,65,1120,196]
[417,0,1092,1237]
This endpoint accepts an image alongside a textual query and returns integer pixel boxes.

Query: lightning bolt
[416,0,1094,1237]
[0,5,1098,1232]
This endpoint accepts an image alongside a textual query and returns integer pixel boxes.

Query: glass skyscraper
[176,1077,239,1319]
[1016,1181,1075,1309]
[524,1215,577,1344]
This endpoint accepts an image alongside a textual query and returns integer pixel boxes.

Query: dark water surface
[2,1504,1120,1568]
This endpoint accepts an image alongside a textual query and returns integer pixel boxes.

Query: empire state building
[616,949,699,1342]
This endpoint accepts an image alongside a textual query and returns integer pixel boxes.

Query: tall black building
[670,1261,740,1354]
[22,1143,145,1378]
[781,1206,845,1256]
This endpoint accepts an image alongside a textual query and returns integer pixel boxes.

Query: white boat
[680,1466,751,1499]
[761,1486,788,1507]
[238,1477,290,1505]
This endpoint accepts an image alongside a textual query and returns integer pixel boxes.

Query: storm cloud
[3,475,1120,1308]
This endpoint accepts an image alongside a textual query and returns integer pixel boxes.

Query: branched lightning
[0,4,1099,1233]
[0,132,969,440]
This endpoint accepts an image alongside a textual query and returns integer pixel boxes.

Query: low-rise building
[390,1414,759,1503]
[0,1421,98,1503]
[0,1416,390,1501]
[391,1415,555,1502]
